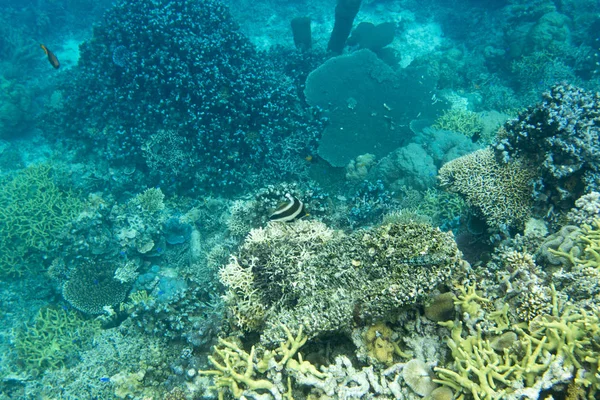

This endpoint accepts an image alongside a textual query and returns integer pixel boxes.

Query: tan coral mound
[438,147,535,229]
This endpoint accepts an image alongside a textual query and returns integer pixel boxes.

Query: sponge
[327,0,362,53]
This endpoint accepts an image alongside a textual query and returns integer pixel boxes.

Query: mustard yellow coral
[434,286,600,399]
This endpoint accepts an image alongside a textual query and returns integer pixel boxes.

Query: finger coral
[434,287,600,400]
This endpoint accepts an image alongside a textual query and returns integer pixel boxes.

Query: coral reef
[494,83,600,211]
[438,147,536,230]
[220,219,464,344]
[48,0,324,192]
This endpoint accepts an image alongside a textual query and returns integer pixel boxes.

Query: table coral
[438,147,535,230]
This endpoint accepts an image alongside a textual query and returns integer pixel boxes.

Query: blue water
[1,0,599,398]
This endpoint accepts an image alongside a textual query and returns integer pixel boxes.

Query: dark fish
[269,193,305,222]
[40,44,60,69]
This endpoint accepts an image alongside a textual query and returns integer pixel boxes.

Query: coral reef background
[1,0,600,399]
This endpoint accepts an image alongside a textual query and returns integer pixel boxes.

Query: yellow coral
[435,286,600,399]
[433,108,484,138]
[364,322,395,365]
[199,325,323,399]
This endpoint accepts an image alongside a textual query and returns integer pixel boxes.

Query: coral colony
[1,0,600,399]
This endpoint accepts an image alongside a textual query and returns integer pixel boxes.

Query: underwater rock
[424,292,456,322]
[305,49,443,167]
[163,217,192,245]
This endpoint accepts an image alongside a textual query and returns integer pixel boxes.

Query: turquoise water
[1,0,599,399]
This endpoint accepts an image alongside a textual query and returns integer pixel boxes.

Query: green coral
[433,109,484,138]
[0,164,82,276]
[417,188,467,227]
[547,219,600,270]
[220,219,464,344]
[14,308,100,376]
[135,187,165,213]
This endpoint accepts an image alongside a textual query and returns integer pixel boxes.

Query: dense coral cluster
[220,219,463,344]
[438,147,536,230]
[494,83,600,208]
[0,164,82,276]
[14,308,99,376]
[51,0,323,191]
[434,287,600,400]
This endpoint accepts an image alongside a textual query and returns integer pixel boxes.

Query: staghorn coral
[134,187,165,213]
[200,324,437,399]
[199,324,313,399]
[220,219,464,344]
[438,147,536,230]
[14,308,99,376]
[432,108,484,138]
[0,164,83,276]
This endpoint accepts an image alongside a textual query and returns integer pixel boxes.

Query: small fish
[40,44,60,69]
[269,193,305,222]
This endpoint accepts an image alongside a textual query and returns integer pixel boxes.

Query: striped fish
[269,193,305,222]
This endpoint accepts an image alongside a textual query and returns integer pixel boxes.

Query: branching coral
[0,164,82,276]
[199,325,315,399]
[434,286,600,399]
[14,308,99,376]
[433,109,484,138]
[438,147,535,229]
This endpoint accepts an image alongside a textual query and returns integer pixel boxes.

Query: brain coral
[220,219,463,344]
[438,147,535,230]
